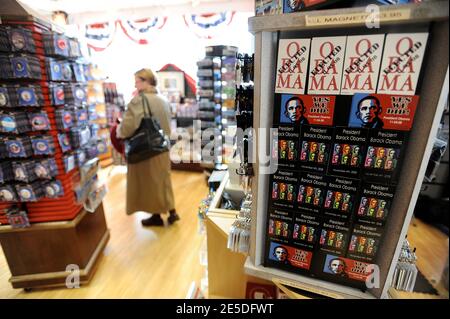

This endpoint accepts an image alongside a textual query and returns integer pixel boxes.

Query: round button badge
[11,31,26,50]
[63,112,72,124]
[75,88,85,99]
[56,88,64,101]
[53,64,61,73]
[14,167,26,180]
[0,92,7,106]
[63,65,72,79]
[53,182,62,194]
[57,38,67,50]
[20,90,32,102]
[31,115,48,130]
[97,143,106,153]
[36,141,48,152]
[0,189,14,201]
[45,185,55,197]
[63,135,70,145]
[15,61,25,72]
[8,142,22,154]
[1,117,17,132]
[34,164,49,178]
[20,188,32,200]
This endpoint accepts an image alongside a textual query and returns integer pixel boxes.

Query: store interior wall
[82,12,254,102]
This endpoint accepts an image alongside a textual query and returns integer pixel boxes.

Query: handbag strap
[140,93,153,118]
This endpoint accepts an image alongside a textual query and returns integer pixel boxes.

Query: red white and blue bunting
[119,17,167,45]
[183,11,235,39]
[84,21,118,52]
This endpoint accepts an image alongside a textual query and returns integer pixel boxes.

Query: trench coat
[117,87,175,215]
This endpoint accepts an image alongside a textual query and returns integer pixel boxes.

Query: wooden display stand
[206,173,272,298]
[206,214,273,299]
[0,203,110,290]
[248,1,449,299]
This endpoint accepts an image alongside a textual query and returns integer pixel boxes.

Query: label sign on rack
[305,9,411,27]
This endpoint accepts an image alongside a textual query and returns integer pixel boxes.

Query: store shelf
[248,1,449,33]
[244,258,375,299]
[249,1,449,300]
[0,204,109,289]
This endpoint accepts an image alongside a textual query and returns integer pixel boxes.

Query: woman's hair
[135,68,157,86]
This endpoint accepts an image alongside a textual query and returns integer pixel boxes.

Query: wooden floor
[407,217,449,298]
[0,165,448,298]
[0,166,209,298]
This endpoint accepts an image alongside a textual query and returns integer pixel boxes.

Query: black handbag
[124,94,169,164]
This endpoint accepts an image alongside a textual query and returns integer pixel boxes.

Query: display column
[0,16,109,290]
[87,68,112,168]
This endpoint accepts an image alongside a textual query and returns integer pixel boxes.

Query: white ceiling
[17,0,253,24]
[17,0,250,14]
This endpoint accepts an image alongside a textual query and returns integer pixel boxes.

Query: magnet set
[0,27,9,52]
[33,158,59,180]
[12,160,37,182]
[58,132,72,153]
[43,32,70,58]
[70,126,91,148]
[55,108,74,130]
[31,135,55,156]
[0,111,30,134]
[75,149,87,167]
[3,84,45,109]
[15,181,45,202]
[0,54,42,80]
[0,85,14,107]
[6,206,31,228]
[0,26,36,54]
[0,162,13,184]
[43,179,64,198]
[28,111,50,131]
[96,139,108,155]
[264,30,429,288]
[3,136,33,158]
[64,84,87,106]
[0,184,18,202]
[46,59,73,81]
[68,38,82,58]
[75,107,89,126]
[49,83,65,105]
[72,62,86,82]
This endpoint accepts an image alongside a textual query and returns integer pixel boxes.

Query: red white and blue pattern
[183,11,235,39]
[84,21,117,51]
[119,17,167,45]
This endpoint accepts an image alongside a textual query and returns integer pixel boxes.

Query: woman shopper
[117,68,180,226]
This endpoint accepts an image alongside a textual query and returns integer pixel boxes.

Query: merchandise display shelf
[248,1,449,299]
[0,203,109,289]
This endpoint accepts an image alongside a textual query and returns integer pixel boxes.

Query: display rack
[157,65,202,172]
[103,81,124,166]
[197,46,238,167]
[247,1,449,299]
[87,69,112,168]
[0,13,110,290]
[0,16,86,224]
